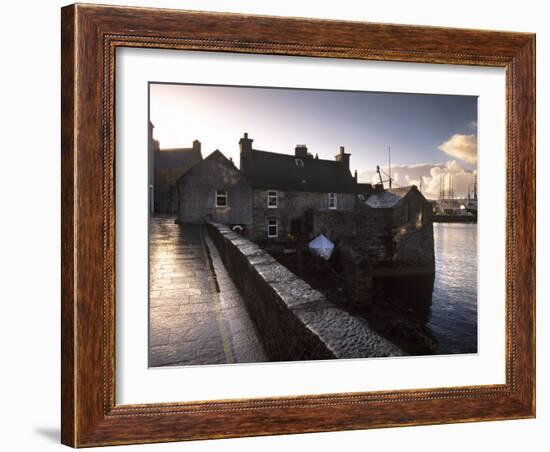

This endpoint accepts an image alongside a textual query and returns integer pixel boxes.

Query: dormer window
[295,159,304,168]
[267,190,278,208]
[328,193,337,210]
[215,190,227,207]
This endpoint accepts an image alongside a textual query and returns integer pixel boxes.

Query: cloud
[358,160,476,200]
[423,161,477,199]
[438,134,477,164]
[359,164,435,187]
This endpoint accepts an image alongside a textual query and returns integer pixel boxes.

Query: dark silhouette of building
[149,123,203,215]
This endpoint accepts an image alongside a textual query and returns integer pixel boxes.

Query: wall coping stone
[207,221,404,360]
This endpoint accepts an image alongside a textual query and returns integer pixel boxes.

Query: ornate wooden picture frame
[61,3,535,447]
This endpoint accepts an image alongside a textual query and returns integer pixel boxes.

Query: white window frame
[267,219,278,238]
[215,189,228,208]
[267,190,278,209]
[328,192,337,210]
[295,158,304,168]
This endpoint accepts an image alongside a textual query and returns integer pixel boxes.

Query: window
[267,219,278,238]
[328,192,337,210]
[215,190,227,207]
[295,158,304,168]
[267,190,278,208]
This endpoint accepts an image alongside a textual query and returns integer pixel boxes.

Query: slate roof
[365,186,416,208]
[365,191,403,208]
[176,150,245,184]
[155,147,203,169]
[241,149,359,193]
[388,186,416,198]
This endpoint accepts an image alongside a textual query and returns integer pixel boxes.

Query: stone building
[173,133,435,308]
[176,150,253,227]
[360,186,434,266]
[238,133,369,243]
[152,133,203,215]
[335,185,435,306]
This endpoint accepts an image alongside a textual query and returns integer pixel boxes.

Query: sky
[149,83,478,199]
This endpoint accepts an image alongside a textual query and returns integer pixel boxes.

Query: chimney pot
[295,144,309,158]
[335,146,350,168]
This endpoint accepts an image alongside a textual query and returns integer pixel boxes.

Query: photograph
[54,2,537,447]
[147,83,479,367]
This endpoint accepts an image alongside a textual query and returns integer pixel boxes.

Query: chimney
[354,169,358,181]
[239,132,254,174]
[335,146,351,168]
[295,144,309,158]
[192,139,201,152]
[239,132,253,154]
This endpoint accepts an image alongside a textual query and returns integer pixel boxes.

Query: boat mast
[388,146,392,189]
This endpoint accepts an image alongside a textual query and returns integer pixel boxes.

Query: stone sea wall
[206,221,404,361]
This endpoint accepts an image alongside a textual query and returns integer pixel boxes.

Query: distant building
[148,122,160,213]
[150,125,203,214]
[176,150,253,227]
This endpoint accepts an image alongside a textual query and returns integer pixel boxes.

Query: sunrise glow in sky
[149,83,478,199]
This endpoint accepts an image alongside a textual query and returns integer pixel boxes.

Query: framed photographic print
[61,3,536,447]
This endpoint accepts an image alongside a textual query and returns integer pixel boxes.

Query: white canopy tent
[308,234,335,260]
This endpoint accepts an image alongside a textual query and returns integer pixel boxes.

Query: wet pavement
[148,217,267,367]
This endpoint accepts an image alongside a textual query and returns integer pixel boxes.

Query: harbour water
[429,223,478,354]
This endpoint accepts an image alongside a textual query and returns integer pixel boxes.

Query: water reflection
[429,223,478,354]
[368,223,477,355]
[272,222,478,356]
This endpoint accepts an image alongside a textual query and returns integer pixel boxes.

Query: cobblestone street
[149,217,266,367]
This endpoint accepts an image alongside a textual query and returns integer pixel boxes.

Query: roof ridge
[251,148,343,165]
[158,147,197,152]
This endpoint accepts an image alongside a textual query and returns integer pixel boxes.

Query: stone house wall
[154,143,202,215]
[250,189,356,243]
[334,192,434,307]
[154,166,185,215]
[177,157,253,228]
[356,206,394,263]
[310,210,360,242]
[390,192,435,268]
